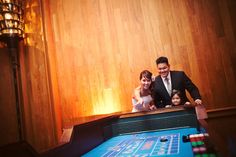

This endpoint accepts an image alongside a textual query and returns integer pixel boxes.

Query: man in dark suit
[152,56,202,108]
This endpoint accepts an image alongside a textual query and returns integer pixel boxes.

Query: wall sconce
[0,0,25,140]
[0,0,24,40]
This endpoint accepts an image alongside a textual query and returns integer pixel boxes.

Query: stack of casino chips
[189,133,218,157]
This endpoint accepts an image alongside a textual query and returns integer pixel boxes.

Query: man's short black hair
[156,56,169,65]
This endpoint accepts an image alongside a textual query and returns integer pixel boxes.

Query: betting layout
[102,133,180,156]
[82,128,197,157]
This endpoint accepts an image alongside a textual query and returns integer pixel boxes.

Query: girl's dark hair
[171,89,181,98]
[139,70,152,80]
[171,89,183,104]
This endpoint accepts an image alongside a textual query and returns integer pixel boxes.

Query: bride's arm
[133,86,143,105]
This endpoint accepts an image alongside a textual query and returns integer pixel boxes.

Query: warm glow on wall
[24,0,43,48]
[92,88,120,115]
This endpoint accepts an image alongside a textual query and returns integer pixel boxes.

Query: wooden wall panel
[20,46,58,151]
[206,108,236,156]
[43,0,236,127]
[42,0,63,143]
[19,0,58,152]
[0,48,19,146]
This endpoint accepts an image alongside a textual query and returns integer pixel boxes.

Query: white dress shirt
[161,72,172,96]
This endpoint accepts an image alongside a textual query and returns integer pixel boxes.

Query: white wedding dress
[132,95,153,112]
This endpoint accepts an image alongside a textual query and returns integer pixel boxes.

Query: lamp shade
[0,0,24,39]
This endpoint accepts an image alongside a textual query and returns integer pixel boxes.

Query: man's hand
[194,99,202,105]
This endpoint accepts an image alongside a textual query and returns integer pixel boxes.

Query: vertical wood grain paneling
[21,45,57,151]
[42,0,63,143]
[0,48,19,146]
[44,0,236,127]
[19,0,58,152]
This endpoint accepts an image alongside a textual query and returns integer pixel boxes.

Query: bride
[132,70,156,112]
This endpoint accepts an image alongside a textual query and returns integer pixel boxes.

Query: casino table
[42,106,218,157]
[82,127,197,157]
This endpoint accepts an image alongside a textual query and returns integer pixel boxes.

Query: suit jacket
[152,71,201,108]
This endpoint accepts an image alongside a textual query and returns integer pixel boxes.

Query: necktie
[165,77,171,96]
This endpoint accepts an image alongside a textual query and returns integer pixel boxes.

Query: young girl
[171,90,208,119]
[132,70,156,112]
[171,90,182,106]
[168,89,191,107]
